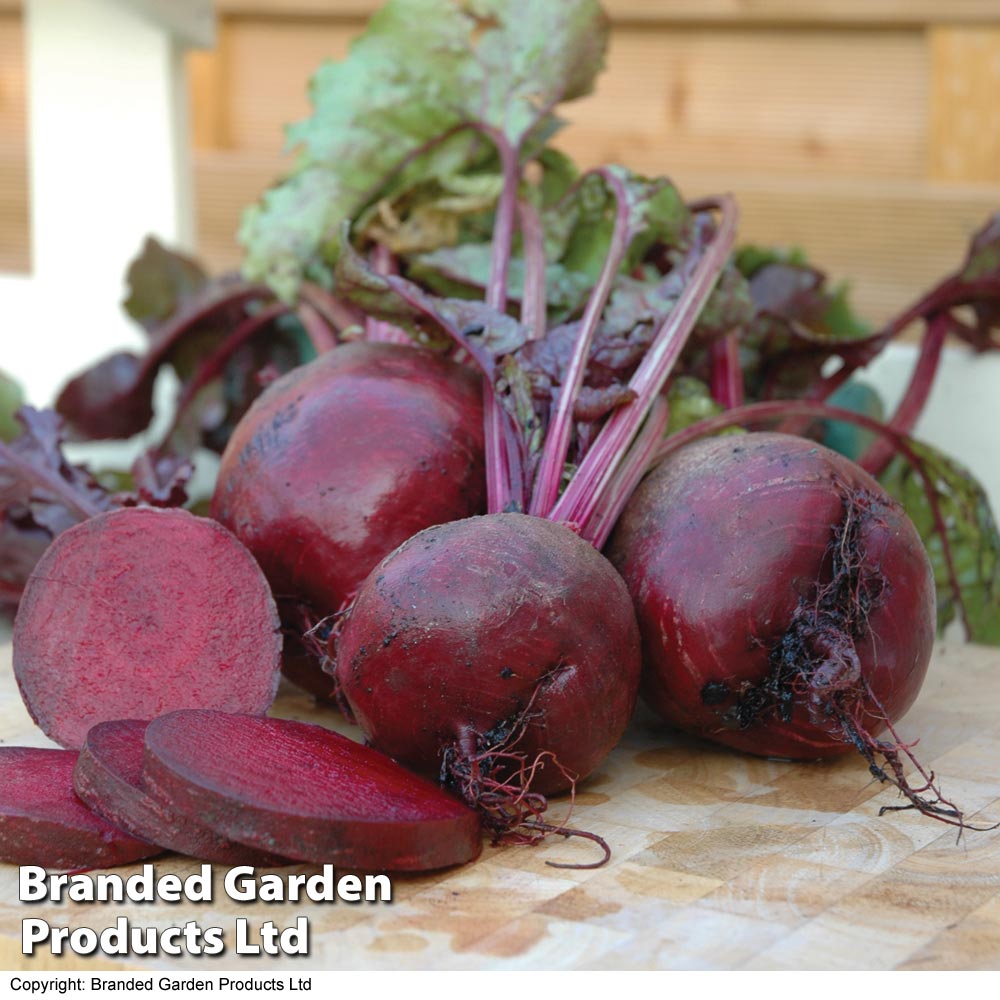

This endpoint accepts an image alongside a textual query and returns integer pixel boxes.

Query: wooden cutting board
[1,639,999,971]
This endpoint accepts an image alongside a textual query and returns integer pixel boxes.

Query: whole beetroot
[335,513,641,815]
[212,341,485,615]
[211,341,486,694]
[606,432,966,824]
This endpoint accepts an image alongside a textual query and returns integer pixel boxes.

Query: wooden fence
[2,1,1000,323]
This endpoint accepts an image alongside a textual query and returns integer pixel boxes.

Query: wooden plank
[554,26,927,181]
[187,34,231,149]
[929,27,1000,184]
[207,0,1000,27]
[191,151,1000,326]
[222,18,360,153]
[0,12,27,272]
[4,0,1000,23]
[215,22,928,184]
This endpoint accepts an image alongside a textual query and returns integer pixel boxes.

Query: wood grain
[0,12,27,273]
[208,0,1000,27]
[929,27,1000,184]
[1,639,999,970]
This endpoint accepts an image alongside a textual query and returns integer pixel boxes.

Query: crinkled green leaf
[880,440,1000,644]
[411,242,591,315]
[241,0,608,299]
[664,376,724,435]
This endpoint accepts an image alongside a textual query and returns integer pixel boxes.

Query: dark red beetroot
[13,507,282,749]
[143,710,482,871]
[0,747,159,869]
[74,720,286,866]
[335,513,642,808]
[210,341,485,675]
[607,432,936,764]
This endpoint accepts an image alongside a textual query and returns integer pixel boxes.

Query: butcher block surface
[1,638,998,971]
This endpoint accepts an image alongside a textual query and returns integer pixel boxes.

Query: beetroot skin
[607,432,936,761]
[211,341,486,618]
[0,747,159,869]
[13,507,282,749]
[335,512,642,800]
[143,710,482,872]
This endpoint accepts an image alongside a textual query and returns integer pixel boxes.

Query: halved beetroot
[74,720,286,866]
[143,711,482,871]
[13,506,282,749]
[0,746,159,869]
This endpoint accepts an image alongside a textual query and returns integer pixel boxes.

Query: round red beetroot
[607,432,936,761]
[335,513,642,797]
[211,341,485,617]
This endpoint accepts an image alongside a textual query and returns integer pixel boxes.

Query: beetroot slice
[74,720,286,866]
[0,747,160,869]
[143,711,482,872]
[13,507,282,749]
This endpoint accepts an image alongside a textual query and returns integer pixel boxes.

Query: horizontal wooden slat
[210,0,1000,27]
[191,150,1000,326]
[0,12,27,272]
[553,27,927,180]
[929,27,1000,184]
[4,0,999,24]
[211,22,928,183]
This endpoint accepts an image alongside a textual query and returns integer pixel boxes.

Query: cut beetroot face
[143,711,482,872]
[0,746,160,869]
[74,720,287,867]
[13,507,282,749]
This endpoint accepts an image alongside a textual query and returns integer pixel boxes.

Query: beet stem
[552,195,739,533]
[709,331,745,409]
[530,167,634,519]
[585,396,670,548]
[296,301,339,353]
[154,301,290,456]
[858,312,949,477]
[517,198,547,341]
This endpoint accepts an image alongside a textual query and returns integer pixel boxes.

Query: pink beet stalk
[859,312,949,477]
[552,195,739,535]
[529,169,633,518]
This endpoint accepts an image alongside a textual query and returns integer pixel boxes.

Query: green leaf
[664,376,724,435]
[880,440,1000,644]
[122,237,208,331]
[241,0,609,300]
[0,370,25,443]
[411,242,591,315]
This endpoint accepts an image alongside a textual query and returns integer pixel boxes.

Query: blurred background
[3,1,1000,320]
[1,0,999,498]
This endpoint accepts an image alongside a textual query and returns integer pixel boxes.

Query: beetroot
[142,710,482,871]
[607,432,963,820]
[74,720,286,866]
[13,506,282,749]
[337,513,641,805]
[211,340,485,618]
[0,747,159,869]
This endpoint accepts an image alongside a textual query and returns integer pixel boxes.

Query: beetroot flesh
[0,746,160,869]
[608,432,937,763]
[142,710,482,872]
[211,340,485,615]
[74,720,286,866]
[335,513,642,823]
[13,507,282,749]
